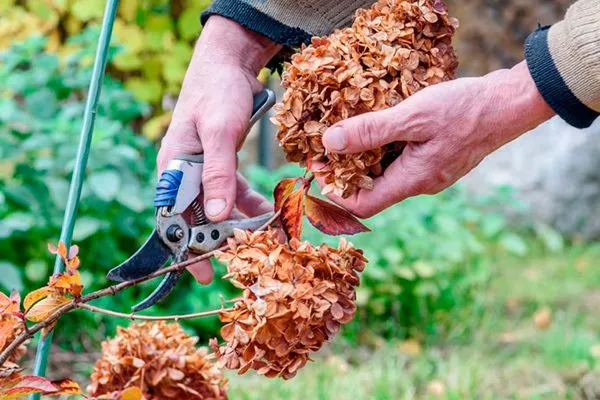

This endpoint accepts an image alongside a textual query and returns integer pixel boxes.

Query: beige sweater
[202,0,600,128]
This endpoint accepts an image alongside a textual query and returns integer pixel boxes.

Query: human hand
[318,61,555,218]
[157,16,280,283]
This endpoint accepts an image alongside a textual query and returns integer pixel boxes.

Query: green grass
[226,243,600,400]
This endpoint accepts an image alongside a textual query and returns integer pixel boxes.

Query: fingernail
[206,198,226,217]
[324,126,346,151]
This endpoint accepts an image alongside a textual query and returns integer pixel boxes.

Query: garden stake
[29,1,120,398]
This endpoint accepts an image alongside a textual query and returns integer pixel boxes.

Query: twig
[78,303,233,321]
[0,210,280,366]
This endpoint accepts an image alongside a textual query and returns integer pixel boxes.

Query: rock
[462,117,600,238]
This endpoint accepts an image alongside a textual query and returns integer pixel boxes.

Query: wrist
[196,15,281,75]
[487,61,555,144]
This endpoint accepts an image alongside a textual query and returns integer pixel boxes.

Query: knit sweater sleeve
[525,0,600,128]
[200,0,374,47]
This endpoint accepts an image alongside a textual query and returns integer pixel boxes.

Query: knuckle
[355,114,380,149]
[202,164,235,190]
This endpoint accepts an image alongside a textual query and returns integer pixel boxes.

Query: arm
[525,0,600,128]
[157,16,279,283]
[318,0,600,218]
[201,0,376,46]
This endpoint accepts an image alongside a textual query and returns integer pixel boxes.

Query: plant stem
[78,304,232,321]
[0,210,280,367]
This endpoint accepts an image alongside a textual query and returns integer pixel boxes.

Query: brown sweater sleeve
[525,0,600,128]
[201,0,375,47]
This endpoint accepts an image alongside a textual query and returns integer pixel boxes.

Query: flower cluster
[211,229,367,379]
[273,0,459,198]
[88,321,227,399]
[0,291,26,372]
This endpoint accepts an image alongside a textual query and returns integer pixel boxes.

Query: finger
[321,98,430,154]
[235,174,273,217]
[314,155,421,218]
[187,259,214,284]
[201,130,238,222]
[157,118,203,175]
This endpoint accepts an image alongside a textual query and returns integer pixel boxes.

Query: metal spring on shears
[191,199,208,225]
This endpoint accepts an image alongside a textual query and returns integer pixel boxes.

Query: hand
[157,16,280,283]
[318,61,555,218]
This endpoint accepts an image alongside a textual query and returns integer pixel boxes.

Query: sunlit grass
[228,244,600,399]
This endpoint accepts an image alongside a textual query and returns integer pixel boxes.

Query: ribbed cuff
[525,26,599,129]
[201,0,311,47]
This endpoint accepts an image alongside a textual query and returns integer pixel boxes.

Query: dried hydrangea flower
[273,0,459,198]
[211,229,367,379]
[88,321,227,399]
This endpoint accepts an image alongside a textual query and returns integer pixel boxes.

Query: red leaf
[0,375,58,399]
[273,178,298,212]
[304,195,370,236]
[280,188,305,240]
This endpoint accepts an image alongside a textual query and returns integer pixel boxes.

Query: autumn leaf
[0,375,57,399]
[48,242,68,260]
[273,178,298,212]
[23,286,56,312]
[119,386,143,400]
[67,256,80,271]
[68,245,79,259]
[280,188,305,240]
[0,290,21,315]
[46,379,81,396]
[0,324,14,351]
[304,195,370,236]
[26,295,70,323]
[49,271,83,297]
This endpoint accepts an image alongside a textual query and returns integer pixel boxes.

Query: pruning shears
[107,89,276,312]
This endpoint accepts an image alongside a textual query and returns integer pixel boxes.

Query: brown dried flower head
[0,291,26,368]
[88,321,227,399]
[211,228,367,379]
[273,0,459,198]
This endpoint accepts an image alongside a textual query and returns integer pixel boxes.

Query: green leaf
[481,213,506,238]
[414,281,439,297]
[499,233,528,256]
[0,212,36,238]
[25,260,48,282]
[88,170,121,201]
[125,78,162,103]
[0,261,23,292]
[382,247,403,264]
[535,224,564,253]
[25,88,58,119]
[71,0,105,21]
[116,183,146,212]
[394,266,416,281]
[413,261,435,278]
[177,8,202,40]
[44,177,69,209]
[73,216,103,240]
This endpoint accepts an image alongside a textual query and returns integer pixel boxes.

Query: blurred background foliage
[2,2,599,398]
[0,0,211,141]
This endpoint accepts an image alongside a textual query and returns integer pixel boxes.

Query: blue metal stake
[30,1,120,398]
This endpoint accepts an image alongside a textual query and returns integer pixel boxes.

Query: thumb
[201,134,238,222]
[322,103,428,154]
